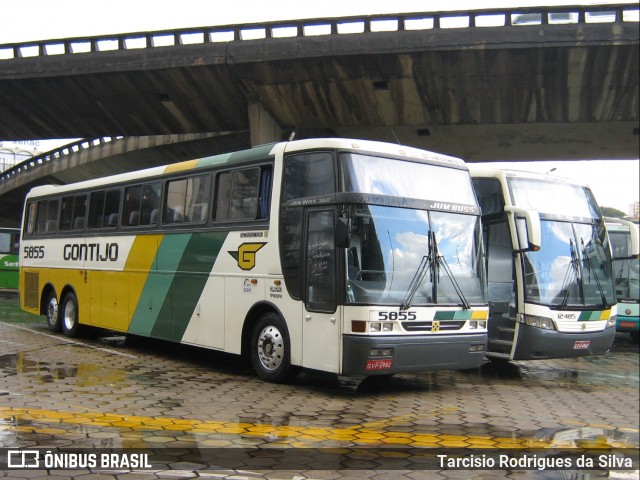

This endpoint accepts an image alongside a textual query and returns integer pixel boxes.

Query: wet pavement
[0,291,638,479]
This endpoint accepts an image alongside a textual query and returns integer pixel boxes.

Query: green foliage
[600,206,627,218]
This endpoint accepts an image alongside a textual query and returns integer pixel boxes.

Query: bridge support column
[249,103,283,146]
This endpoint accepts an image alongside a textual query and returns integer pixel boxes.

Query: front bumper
[342,333,487,376]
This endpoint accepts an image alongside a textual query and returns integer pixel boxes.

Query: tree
[600,206,627,218]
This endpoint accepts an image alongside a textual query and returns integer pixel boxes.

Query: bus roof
[26,138,466,199]
[468,165,590,189]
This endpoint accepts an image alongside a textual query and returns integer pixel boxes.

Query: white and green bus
[470,167,625,360]
[606,219,640,342]
[20,138,488,382]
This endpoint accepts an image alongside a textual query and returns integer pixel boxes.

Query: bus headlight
[606,315,617,328]
[517,313,555,330]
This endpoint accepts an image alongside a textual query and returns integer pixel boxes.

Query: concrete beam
[248,103,283,146]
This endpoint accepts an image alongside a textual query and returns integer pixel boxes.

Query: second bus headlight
[517,313,555,330]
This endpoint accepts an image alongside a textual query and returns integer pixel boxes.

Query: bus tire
[45,290,61,332]
[250,313,296,383]
[631,331,639,344]
[61,291,80,338]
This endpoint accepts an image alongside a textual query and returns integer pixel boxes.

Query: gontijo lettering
[63,243,119,262]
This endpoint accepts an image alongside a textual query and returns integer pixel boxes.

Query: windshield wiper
[400,255,430,310]
[401,230,471,310]
[581,238,609,308]
[560,239,581,310]
[401,230,438,310]
[433,235,471,310]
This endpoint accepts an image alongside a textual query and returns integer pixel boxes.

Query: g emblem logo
[229,243,266,271]
[431,321,440,332]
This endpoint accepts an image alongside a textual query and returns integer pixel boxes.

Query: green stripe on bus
[434,311,474,320]
[578,311,603,321]
[153,231,228,341]
[128,234,193,336]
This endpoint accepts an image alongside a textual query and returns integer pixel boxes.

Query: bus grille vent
[24,272,39,309]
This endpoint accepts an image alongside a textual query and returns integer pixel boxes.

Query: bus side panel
[128,232,229,343]
[94,233,161,332]
[89,270,130,329]
[171,232,228,344]
[0,254,19,289]
[129,234,191,338]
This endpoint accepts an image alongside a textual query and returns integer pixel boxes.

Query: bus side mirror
[335,217,350,249]
[505,206,541,253]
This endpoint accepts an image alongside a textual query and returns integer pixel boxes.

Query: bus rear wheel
[61,291,80,338]
[45,290,61,332]
[250,313,297,383]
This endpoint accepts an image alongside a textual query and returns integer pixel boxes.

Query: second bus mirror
[506,206,541,253]
[335,217,350,249]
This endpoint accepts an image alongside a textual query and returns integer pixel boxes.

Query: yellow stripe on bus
[125,234,163,330]
[164,160,199,174]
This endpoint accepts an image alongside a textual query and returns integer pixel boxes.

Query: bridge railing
[0,137,121,185]
[1,4,638,60]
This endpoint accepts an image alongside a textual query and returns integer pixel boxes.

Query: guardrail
[1,4,638,61]
[0,137,121,185]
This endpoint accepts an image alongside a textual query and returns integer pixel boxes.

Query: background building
[0,140,43,172]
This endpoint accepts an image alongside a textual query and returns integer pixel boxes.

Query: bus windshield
[508,177,601,220]
[340,153,476,205]
[522,221,615,308]
[343,205,485,306]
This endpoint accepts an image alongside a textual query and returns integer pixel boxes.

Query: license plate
[573,340,590,350]
[365,359,393,371]
[620,322,636,328]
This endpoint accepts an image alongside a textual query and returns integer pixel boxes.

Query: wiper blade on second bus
[581,238,609,309]
[560,239,581,310]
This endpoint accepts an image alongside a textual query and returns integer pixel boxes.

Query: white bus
[470,167,624,360]
[606,219,640,342]
[20,138,488,382]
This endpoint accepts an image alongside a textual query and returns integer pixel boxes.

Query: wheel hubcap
[257,326,284,371]
[47,298,58,325]
[63,301,76,331]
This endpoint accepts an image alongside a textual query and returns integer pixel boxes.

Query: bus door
[303,209,341,373]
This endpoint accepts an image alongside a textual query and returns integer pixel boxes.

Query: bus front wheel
[45,290,61,332]
[61,291,80,338]
[250,313,297,383]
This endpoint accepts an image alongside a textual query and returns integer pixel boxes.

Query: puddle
[0,352,128,386]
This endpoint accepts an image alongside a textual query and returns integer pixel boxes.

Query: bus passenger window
[25,203,37,235]
[165,175,210,224]
[88,189,121,229]
[60,194,87,231]
[215,167,261,221]
[35,199,59,234]
[123,182,161,226]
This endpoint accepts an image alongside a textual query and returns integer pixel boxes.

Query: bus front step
[490,339,514,347]
[485,351,511,359]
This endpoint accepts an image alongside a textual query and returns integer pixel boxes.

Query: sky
[1,0,639,214]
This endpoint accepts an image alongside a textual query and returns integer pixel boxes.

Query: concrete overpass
[0,4,638,226]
